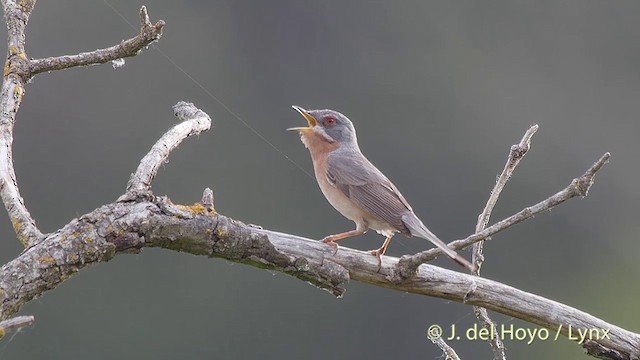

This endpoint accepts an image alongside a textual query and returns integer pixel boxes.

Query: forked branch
[396,151,611,278]
[29,6,164,76]
[0,4,164,248]
[0,3,636,360]
[0,102,635,359]
[467,124,538,360]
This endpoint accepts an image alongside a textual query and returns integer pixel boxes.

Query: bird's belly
[317,176,396,236]
[317,180,361,220]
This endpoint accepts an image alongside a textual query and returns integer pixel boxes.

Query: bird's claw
[369,249,383,272]
[321,237,339,255]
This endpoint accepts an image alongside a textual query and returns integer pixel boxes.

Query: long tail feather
[402,213,475,271]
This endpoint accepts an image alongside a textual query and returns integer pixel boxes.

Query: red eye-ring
[323,116,337,127]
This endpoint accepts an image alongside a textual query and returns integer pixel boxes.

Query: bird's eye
[323,115,337,127]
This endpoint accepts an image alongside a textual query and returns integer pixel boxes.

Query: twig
[0,0,43,247]
[29,7,164,76]
[473,124,538,272]
[397,152,611,278]
[430,337,462,360]
[120,102,212,197]
[201,187,215,212]
[0,315,34,338]
[471,124,538,360]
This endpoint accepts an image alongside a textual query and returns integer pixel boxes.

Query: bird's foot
[321,237,339,255]
[369,249,383,272]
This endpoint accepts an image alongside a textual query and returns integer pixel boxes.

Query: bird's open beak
[287,105,317,132]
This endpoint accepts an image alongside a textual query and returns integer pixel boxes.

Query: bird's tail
[402,214,475,271]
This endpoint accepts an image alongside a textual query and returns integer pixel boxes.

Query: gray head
[288,106,358,147]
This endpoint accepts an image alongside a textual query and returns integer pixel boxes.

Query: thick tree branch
[0,3,635,359]
[0,195,637,358]
[28,6,164,76]
[396,151,610,279]
[471,124,538,360]
[0,102,634,358]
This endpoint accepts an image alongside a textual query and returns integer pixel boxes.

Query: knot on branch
[394,255,420,281]
[4,49,30,80]
[571,152,611,198]
[570,177,592,197]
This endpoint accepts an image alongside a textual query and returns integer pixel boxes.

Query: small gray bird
[288,106,473,271]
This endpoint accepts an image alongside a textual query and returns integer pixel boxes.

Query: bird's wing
[326,151,412,234]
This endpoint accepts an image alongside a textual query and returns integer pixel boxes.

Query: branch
[473,124,538,272]
[396,151,611,278]
[1,203,637,358]
[430,337,462,360]
[28,6,164,76]
[121,101,212,197]
[0,0,43,246]
[0,5,164,248]
[0,315,34,338]
[0,4,633,359]
[0,103,633,358]
[471,124,538,360]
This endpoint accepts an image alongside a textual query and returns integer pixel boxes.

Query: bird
[287,106,474,271]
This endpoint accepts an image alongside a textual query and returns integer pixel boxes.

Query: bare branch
[0,3,631,359]
[0,206,637,357]
[471,124,538,360]
[475,124,539,249]
[473,307,506,359]
[1,5,164,248]
[28,6,164,76]
[0,0,43,246]
[430,337,462,360]
[397,152,611,278]
[0,95,630,357]
[0,315,34,338]
[120,102,212,197]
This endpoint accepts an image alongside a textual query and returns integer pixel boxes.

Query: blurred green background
[1,1,638,359]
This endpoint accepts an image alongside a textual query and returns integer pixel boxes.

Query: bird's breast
[312,153,397,236]
[316,168,363,222]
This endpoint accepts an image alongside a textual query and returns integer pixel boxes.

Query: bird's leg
[321,228,366,254]
[369,235,393,269]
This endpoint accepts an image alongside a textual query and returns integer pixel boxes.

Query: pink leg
[321,229,366,254]
[369,235,394,269]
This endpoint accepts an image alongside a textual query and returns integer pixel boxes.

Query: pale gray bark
[1,177,638,357]
[468,124,538,360]
[0,2,638,359]
[0,0,42,247]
